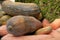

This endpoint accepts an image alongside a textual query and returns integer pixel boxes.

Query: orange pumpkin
[42,19,50,27]
[0,25,8,36]
[50,19,60,30]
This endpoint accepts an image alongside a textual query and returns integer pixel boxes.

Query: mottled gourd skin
[0,15,11,25]
[0,11,6,18]
[2,1,40,18]
[7,16,42,36]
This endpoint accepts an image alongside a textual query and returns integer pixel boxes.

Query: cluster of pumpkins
[0,0,42,36]
[0,0,60,40]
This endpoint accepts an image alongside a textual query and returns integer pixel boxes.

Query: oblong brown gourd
[7,15,42,36]
[2,1,40,19]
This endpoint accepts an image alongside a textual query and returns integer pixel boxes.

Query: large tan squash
[2,1,40,19]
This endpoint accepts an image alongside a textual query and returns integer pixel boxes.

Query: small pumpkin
[0,15,11,25]
[0,11,6,18]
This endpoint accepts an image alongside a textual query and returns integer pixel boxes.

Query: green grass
[15,0,60,22]
[39,0,60,22]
